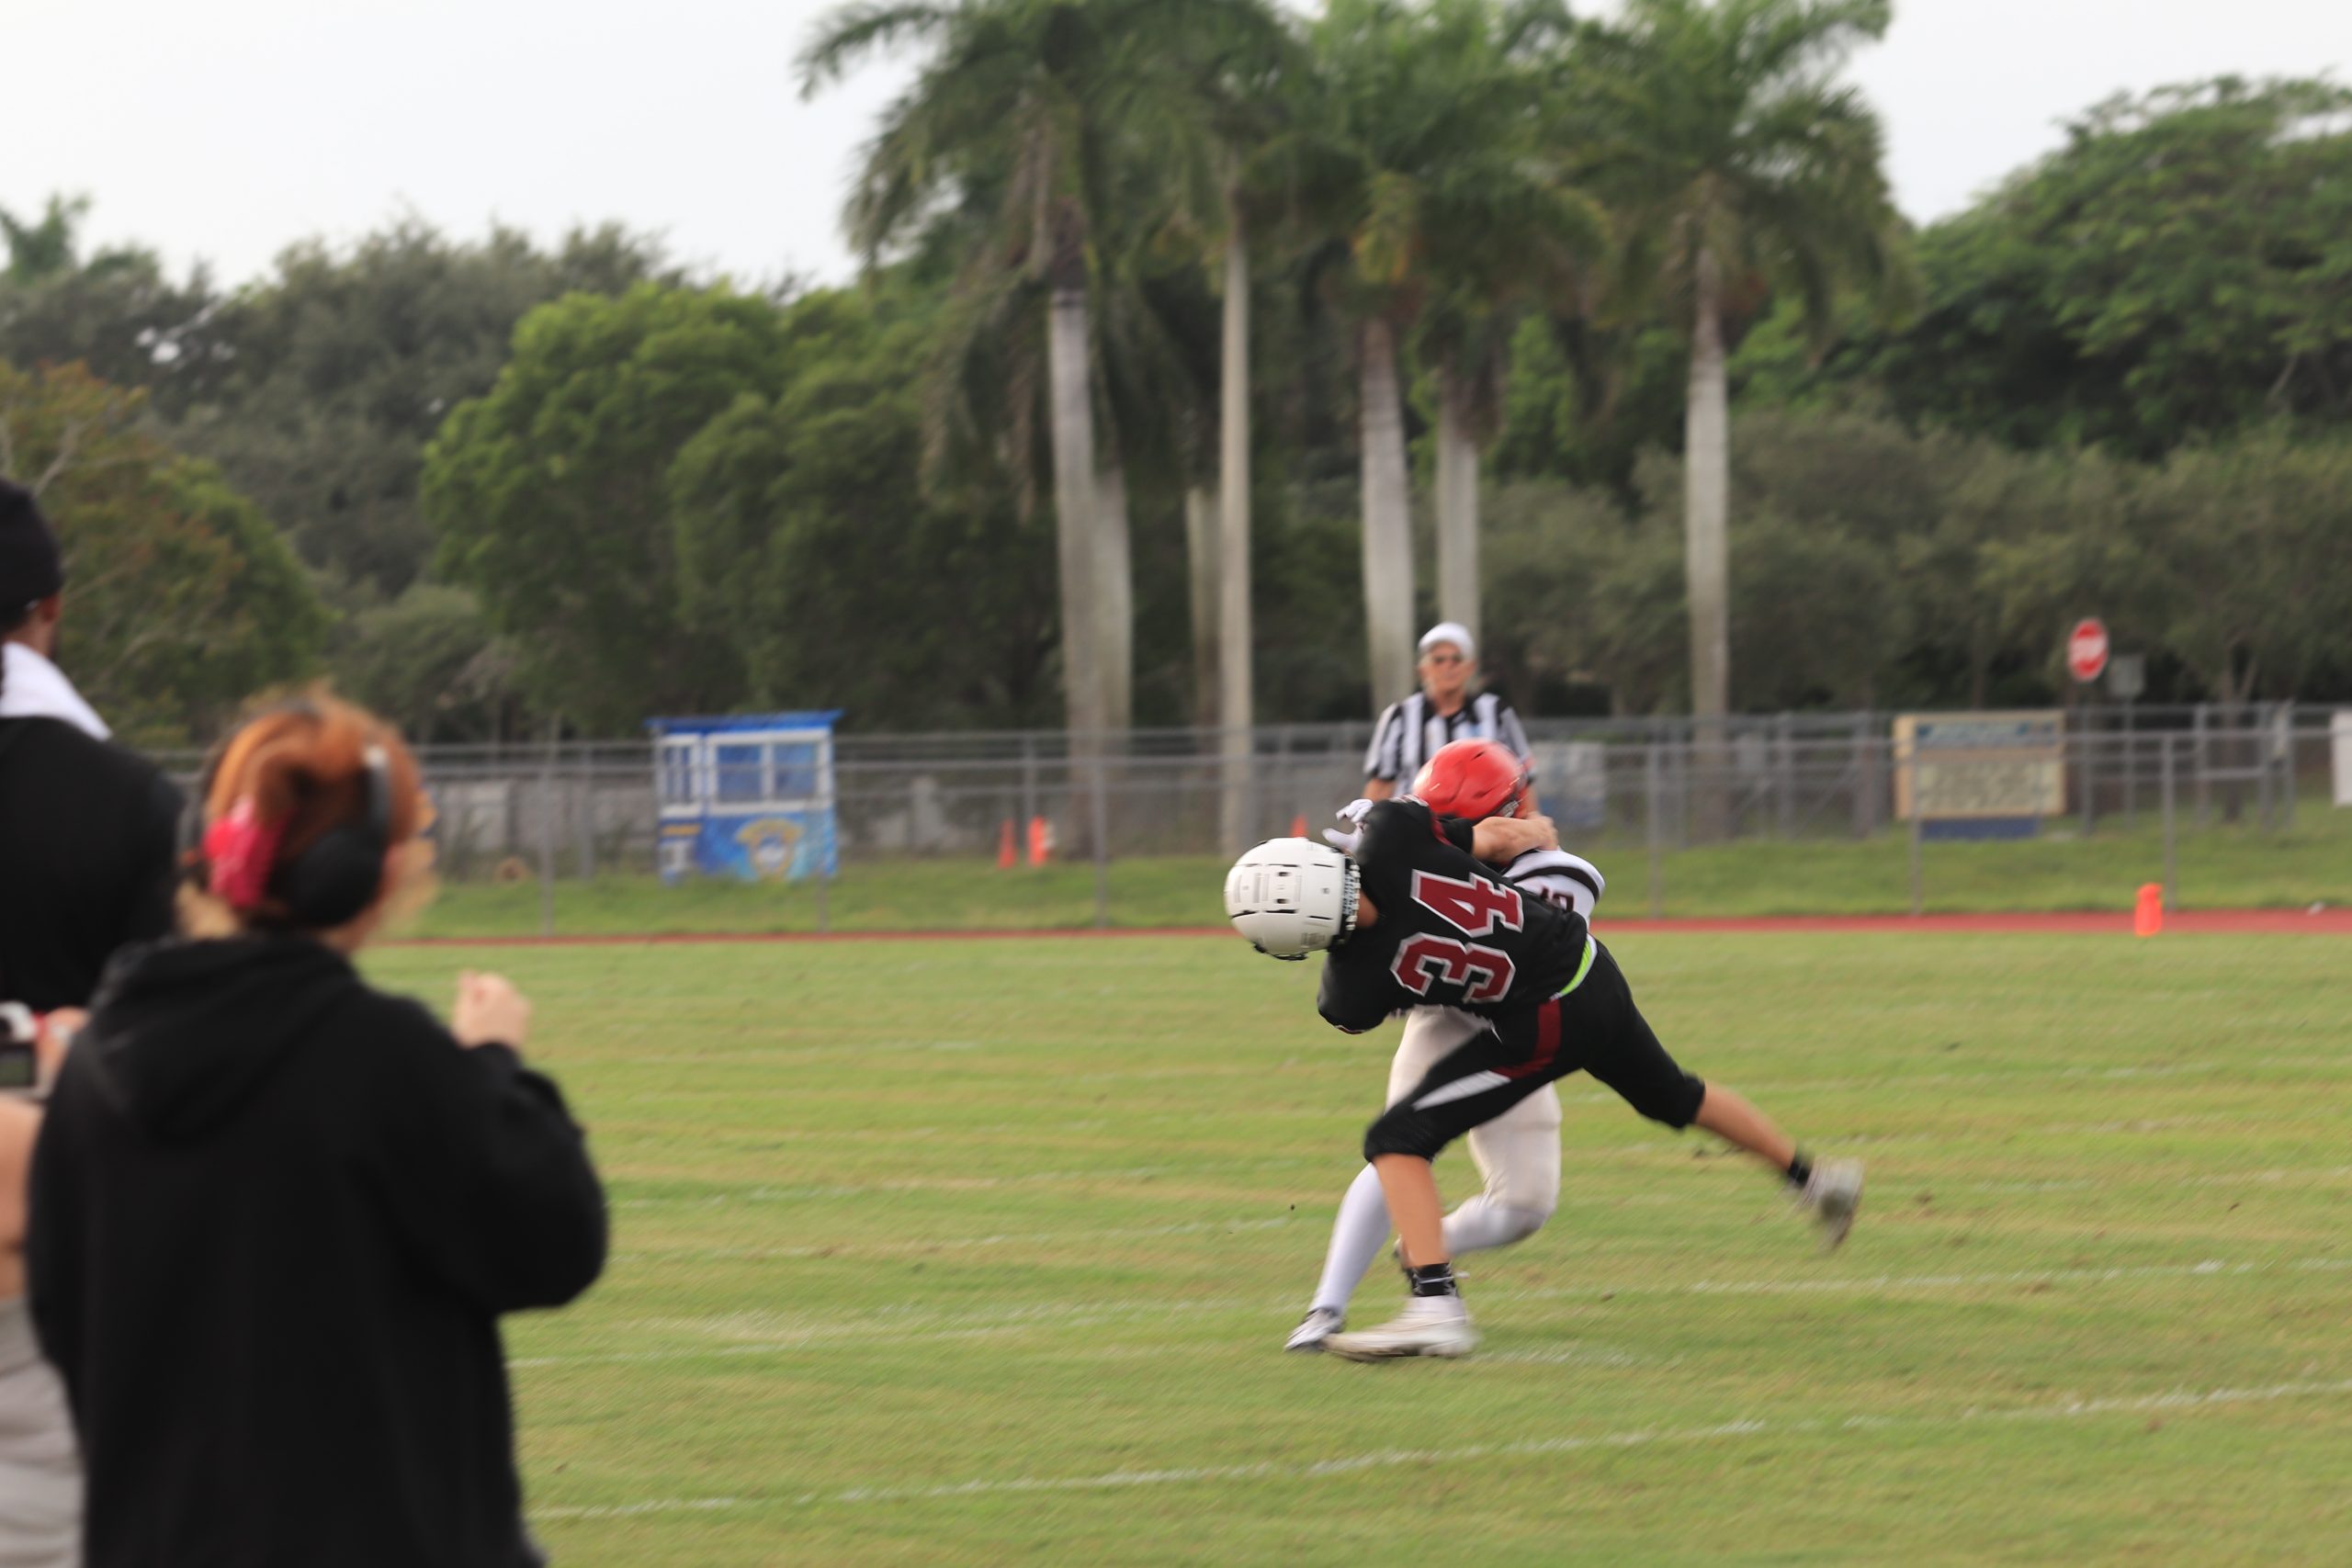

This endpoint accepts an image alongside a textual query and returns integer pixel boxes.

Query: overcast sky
[9,0,2348,291]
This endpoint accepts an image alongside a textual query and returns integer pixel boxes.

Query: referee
[1362,623,1535,806]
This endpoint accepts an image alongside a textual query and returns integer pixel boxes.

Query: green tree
[805,0,1159,745]
[332,583,527,746]
[1572,0,1909,796]
[1283,0,1594,705]
[0,359,324,741]
[1408,2,1601,649]
[164,220,677,594]
[0,194,219,398]
[668,288,1057,728]
[422,284,781,732]
[1875,79,2352,460]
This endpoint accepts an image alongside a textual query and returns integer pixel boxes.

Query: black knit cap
[0,479,64,609]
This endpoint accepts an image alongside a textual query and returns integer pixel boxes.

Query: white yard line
[534,1376,2352,1521]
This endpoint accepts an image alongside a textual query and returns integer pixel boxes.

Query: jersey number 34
[1390,871,1522,1003]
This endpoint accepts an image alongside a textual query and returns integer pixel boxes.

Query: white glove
[1322,797,1375,855]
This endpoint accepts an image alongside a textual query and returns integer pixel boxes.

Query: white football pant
[1307,1007,1562,1313]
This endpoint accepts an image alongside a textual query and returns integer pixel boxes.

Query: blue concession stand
[650,712,841,883]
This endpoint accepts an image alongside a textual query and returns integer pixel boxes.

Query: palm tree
[1571,0,1910,829]
[804,0,1292,763]
[0,195,146,286]
[1417,4,1602,646]
[802,0,1128,748]
[1292,0,1595,709]
[1138,2,1297,847]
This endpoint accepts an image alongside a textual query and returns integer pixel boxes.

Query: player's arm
[1362,798,1541,892]
[1503,848,1606,919]
[1469,814,1557,863]
[1316,964,1391,1035]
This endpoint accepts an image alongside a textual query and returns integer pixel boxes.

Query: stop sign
[2068,618,2109,683]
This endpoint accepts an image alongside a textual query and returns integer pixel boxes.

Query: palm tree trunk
[1047,268,1104,751]
[1434,363,1480,646]
[1185,483,1219,731]
[1685,245,1732,840]
[1217,207,1254,852]
[1096,450,1133,736]
[1360,316,1417,713]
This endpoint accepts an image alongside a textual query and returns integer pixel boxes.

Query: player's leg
[1452,1088,1562,1254]
[1574,942,1863,1249]
[1288,1009,1487,1351]
[1325,1003,1567,1361]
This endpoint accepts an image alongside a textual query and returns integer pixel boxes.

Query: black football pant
[1362,940,1707,1164]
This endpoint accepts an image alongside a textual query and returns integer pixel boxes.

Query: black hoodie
[26,937,606,1568]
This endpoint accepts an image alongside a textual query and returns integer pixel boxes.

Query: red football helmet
[1410,738,1530,822]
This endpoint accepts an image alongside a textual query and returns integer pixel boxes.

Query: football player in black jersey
[1282,741,1602,1352]
[1225,744,1862,1360]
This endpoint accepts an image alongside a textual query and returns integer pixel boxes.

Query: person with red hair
[28,694,606,1568]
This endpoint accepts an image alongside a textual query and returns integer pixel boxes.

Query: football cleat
[1283,1306,1346,1352]
[1799,1158,1864,1251]
[1321,1293,1478,1361]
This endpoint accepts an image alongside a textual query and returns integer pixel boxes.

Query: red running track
[392,908,2352,948]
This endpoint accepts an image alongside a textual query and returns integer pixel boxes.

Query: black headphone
[184,705,394,931]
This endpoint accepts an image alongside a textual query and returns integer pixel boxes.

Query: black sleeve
[1440,813,1476,856]
[1316,949,1390,1035]
[360,1010,608,1315]
[1351,799,1421,908]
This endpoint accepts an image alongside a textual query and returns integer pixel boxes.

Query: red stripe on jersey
[1501,997,1563,1080]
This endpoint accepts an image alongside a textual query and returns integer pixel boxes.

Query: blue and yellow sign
[650,712,841,884]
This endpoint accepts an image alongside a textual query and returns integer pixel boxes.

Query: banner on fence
[1894,712,2065,839]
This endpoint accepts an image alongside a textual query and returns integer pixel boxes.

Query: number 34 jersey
[1316,798,1591,1034]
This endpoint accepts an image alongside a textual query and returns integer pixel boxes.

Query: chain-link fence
[157,704,2352,932]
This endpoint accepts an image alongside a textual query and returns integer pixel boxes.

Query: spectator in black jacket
[28,694,607,1568]
[0,478,181,1014]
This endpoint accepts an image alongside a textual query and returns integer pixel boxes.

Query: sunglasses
[1420,652,1465,666]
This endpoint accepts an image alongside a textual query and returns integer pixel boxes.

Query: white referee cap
[1417,622,1476,660]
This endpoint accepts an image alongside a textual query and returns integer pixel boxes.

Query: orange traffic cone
[2133,883,2165,938]
[1291,814,1309,840]
[997,819,1017,870]
[1027,816,1052,867]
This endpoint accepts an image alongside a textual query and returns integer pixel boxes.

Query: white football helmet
[1224,837,1359,960]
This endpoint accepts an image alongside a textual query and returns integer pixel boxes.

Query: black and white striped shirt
[1363,692,1533,786]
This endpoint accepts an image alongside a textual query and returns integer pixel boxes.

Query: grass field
[363,926,2352,1564]
[413,806,2352,938]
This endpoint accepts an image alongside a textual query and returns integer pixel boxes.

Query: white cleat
[1322,1293,1478,1361]
[1800,1158,1864,1251]
[1284,1306,1346,1353]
